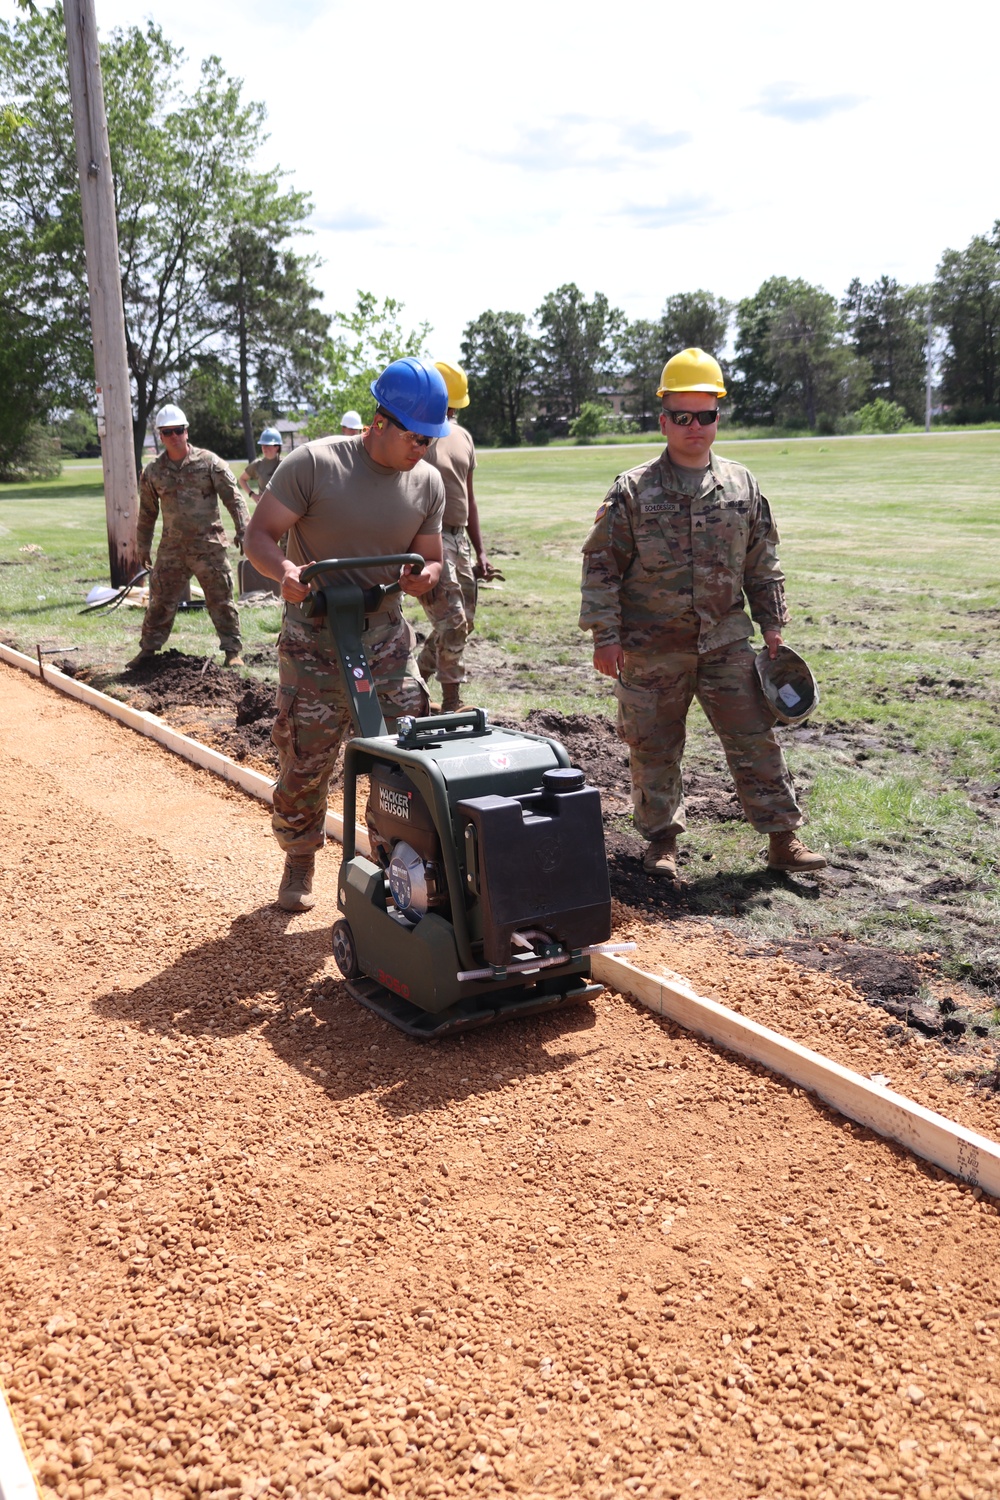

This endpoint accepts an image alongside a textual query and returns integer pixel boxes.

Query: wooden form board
[0,1388,38,1500]
[0,643,367,852]
[592,953,1000,1198]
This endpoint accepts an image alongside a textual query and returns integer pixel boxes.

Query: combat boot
[439,683,462,714]
[126,647,156,668]
[223,650,244,668]
[767,831,827,872]
[277,852,317,911]
[642,835,679,879]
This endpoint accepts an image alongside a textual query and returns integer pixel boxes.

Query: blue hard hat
[370,359,450,439]
[258,427,282,446]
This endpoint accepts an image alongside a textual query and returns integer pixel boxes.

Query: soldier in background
[238,426,284,504]
[580,348,826,880]
[129,405,249,669]
[418,360,495,714]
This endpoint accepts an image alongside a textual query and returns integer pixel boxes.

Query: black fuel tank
[458,767,611,966]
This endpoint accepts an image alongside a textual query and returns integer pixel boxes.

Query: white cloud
[751,82,868,123]
[614,196,719,230]
[483,115,690,172]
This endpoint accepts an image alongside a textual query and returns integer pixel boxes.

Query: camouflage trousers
[142,536,241,654]
[614,639,802,839]
[271,607,430,853]
[417,528,477,685]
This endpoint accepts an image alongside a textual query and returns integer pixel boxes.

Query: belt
[443,523,465,534]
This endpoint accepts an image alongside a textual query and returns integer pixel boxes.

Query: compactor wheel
[332,919,361,981]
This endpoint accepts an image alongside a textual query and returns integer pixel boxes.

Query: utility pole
[925,305,934,434]
[63,0,139,586]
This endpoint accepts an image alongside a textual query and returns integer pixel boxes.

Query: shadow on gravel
[90,904,598,1116]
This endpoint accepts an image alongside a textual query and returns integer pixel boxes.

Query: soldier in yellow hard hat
[417,360,496,713]
[579,347,825,880]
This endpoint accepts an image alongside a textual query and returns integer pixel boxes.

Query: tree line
[458,248,1000,446]
[0,5,327,478]
[2,5,1000,477]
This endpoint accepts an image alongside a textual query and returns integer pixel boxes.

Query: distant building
[275,420,308,452]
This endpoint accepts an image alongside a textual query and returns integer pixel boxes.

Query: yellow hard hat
[657,347,726,398]
[434,360,470,410]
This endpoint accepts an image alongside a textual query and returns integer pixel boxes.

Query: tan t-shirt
[425,423,476,527]
[267,434,445,590]
[244,455,282,494]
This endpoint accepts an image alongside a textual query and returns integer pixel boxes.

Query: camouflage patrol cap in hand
[754,644,819,726]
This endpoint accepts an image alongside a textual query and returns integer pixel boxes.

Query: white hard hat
[154,404,187,429]
[340,410,363,430]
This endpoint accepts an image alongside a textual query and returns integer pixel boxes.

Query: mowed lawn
[1,435,998,973]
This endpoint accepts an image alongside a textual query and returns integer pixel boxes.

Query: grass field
[2,434,998,986]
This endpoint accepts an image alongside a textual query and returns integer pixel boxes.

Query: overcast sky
[6,0,998,359]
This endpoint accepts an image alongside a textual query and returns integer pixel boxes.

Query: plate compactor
[299,556,621,1038]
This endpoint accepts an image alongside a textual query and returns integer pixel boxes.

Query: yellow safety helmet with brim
[656,348,726,398]
[434,360,470,410]
[754,644,819,726]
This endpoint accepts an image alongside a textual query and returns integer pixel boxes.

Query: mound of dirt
[122,648,249,713]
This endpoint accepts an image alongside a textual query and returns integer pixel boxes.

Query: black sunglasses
[381,410,432,447]
[663,409,719,427]
[159,425,188,436]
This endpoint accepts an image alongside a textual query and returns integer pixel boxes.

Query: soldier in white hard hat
[340,411,364,436]
[580,348,826,879]
[128,405,249,668]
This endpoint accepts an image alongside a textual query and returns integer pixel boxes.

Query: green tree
[51,407,100,456]
[208,176,328,459]
[460,310,537,446]
[569,401,608,444]
[855,398,907,434]
[306,292,429,438]
[181,354,244,459]
[0,6,310,468]
[618,318,665,431]
[933,227,1000,418]
[841,276,928,421]
[732,277,864,428]
[660,290,731,358]
[533,284,625,421]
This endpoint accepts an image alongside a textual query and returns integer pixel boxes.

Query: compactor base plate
[344,976,602,1039]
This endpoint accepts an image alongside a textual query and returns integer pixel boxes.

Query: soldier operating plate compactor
[299,557,622,1038]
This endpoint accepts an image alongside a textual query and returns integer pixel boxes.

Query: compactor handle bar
[300,554,424,594]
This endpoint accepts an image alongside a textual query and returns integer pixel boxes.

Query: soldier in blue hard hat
[238,427,284,505]
[244,358,448,911]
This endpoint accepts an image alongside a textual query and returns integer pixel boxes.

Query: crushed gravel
[2,663,1000,1500]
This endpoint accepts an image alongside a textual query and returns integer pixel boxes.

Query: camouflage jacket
[137,446,249,556]
[579,449,789,655]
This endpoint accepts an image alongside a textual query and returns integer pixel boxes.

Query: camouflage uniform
[137,446,249,655]
[271,604,429,852]
[579,450,803,839]
[416,527,478,685]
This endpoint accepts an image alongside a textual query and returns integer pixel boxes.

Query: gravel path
[2,662,1000,1500]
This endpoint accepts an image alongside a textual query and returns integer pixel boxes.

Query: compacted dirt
[4,663,1000,1500]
